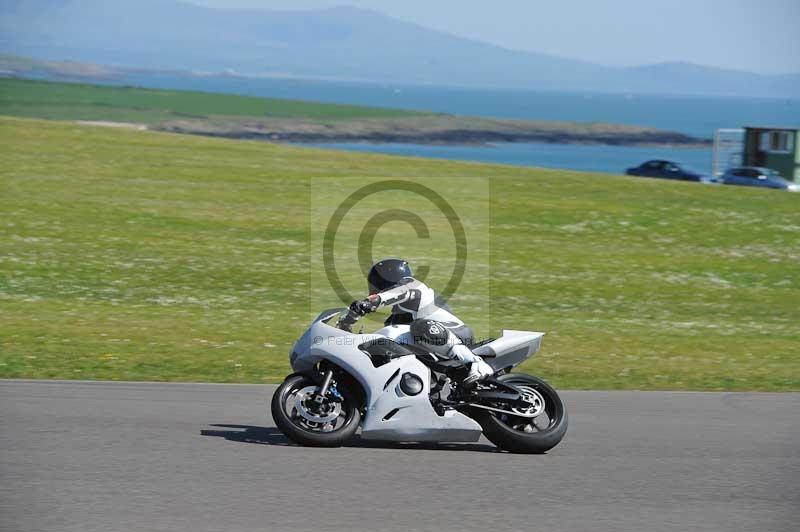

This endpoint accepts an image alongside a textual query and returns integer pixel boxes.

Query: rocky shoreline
[155,118,710,148]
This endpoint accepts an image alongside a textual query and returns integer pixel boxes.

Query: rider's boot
[462,357,494,385]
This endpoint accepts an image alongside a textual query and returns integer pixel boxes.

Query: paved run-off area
[1,380,798,532]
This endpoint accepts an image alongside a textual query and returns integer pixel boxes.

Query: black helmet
[367,259,413,293]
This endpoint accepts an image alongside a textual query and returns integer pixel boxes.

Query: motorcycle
[271,308,567,453]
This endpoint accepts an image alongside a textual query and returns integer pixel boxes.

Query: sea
[120,72,800,175]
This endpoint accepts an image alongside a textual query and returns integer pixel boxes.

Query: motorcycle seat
[472,344,497,358]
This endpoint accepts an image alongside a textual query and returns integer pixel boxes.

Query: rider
[343,258,495,384]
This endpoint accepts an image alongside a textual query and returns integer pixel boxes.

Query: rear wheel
[271,374,361,447]
[471,373,567,454]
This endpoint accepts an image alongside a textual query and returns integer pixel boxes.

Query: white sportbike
[271,308,568,453]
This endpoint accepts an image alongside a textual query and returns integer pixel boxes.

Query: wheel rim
[509,385,546,418]
[281,381,353,434]
[495,379,563,434]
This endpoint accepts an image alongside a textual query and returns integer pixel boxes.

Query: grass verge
[0,116,798,390]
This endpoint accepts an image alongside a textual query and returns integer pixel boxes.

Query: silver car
[721,167,800,192]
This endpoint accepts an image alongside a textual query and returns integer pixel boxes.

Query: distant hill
[1,0,797,97]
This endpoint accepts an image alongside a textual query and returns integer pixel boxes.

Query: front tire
[472,373,567,454]
[271,374,361,447]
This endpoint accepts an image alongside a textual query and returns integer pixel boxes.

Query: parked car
[625,160,716,183]
[721,167,800,192]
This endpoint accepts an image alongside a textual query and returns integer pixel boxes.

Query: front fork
[313,369,334,404]
[311,366,343,404]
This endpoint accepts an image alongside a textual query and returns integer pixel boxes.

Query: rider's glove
[349,298,377,317]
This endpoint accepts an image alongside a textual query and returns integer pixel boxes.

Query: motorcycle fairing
[289,310,544,442]
[291,312,482,442]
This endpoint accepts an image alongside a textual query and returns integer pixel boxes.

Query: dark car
[625,160,716,183]
[721,167,799,192]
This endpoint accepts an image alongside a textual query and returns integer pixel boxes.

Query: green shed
[742,127,800,181]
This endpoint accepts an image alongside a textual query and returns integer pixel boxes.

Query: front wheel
[271,374,361,447]
[471,373,567,454]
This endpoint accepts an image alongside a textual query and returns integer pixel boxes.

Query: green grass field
[1,116,798,390]
[0,77,426,123]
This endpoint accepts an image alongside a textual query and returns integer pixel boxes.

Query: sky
[186,0,800,75]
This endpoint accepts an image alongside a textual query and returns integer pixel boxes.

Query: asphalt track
[1,380,798,532]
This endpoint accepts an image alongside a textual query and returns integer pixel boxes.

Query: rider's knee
[410,319,450,347]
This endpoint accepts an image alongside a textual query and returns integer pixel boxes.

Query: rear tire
[472,373,567,454]
[271,374,361,447]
